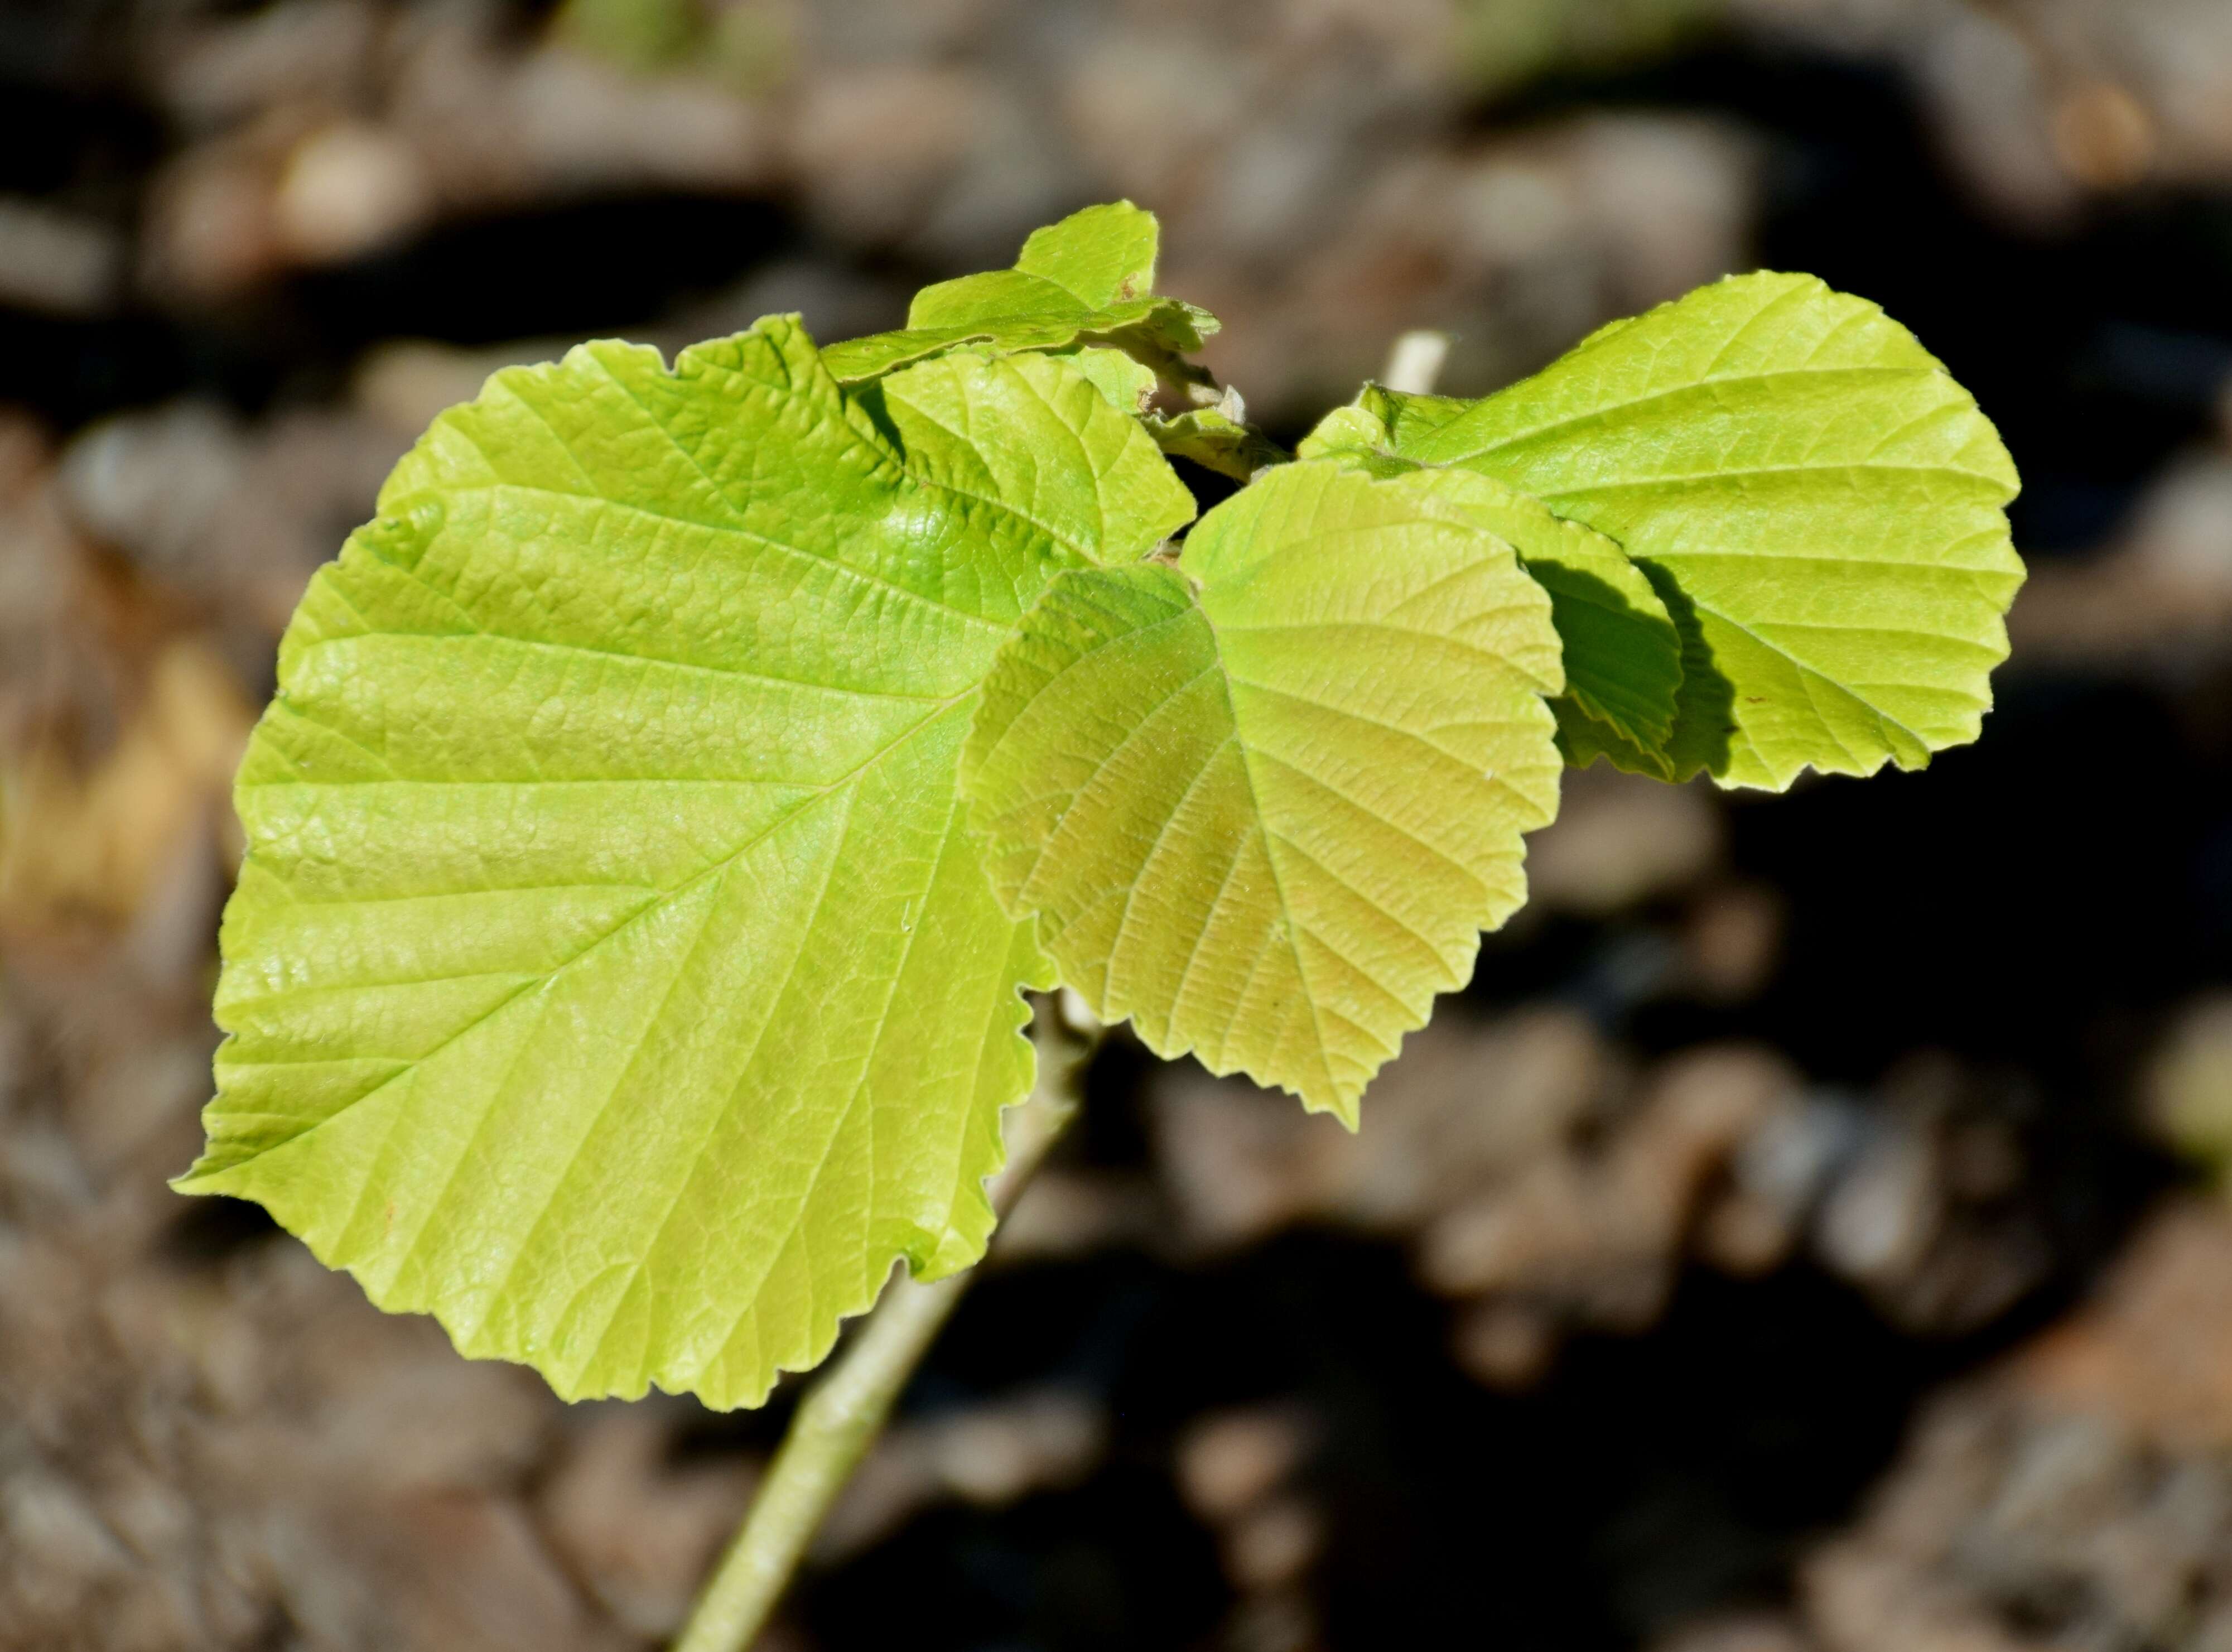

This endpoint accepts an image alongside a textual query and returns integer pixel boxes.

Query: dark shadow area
[158,1192,283,1266]
[834,1229,2038,1651]
[1524,555,1689,764]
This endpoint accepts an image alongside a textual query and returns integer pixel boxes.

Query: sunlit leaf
[818,201,1218,390]
[1381,272,2023,788]
[961,460,1564,1124]
[179,321,1193,1408]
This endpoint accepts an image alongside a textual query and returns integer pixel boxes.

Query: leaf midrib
[1685,587,1931,764]
[434,481,1014,638]
[1537,459,2016,494]
[203,689,975,1178]
[1195,601,1346,1114]
[1425,363,1946,468]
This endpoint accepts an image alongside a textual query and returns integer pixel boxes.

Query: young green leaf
[177,320,1192,1409]
[1064,346,1161,413]
[1300,397,1683,763]
[817,201,1218,388]
[957,198,1161,312]
[961,460,1564,1124]
[1377,272,2023,789]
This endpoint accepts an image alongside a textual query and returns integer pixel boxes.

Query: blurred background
[7,0,2232,1648]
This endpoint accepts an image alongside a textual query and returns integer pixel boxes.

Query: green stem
[671,996,1102,1652]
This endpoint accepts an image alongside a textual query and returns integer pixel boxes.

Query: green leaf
[908,200,1180,329]
[177,320,1193,1409]
[1382,272,2023,789]
[1300,395,1683,763]
[1064,345,1160,414]
[961,460,1564,1125]
[987,199,1161,310]
[818,202,1218,388]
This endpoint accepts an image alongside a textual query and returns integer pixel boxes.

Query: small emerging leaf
[1385,272,2024,789]
[961,461,1564,1124]
[819,201,1218,389]
[1064,346,1161,413]
[996,199,1161,309]
[179,321,1192,1409]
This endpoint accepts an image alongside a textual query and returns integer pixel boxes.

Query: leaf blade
[182,321,1189,1409]
[819,202,1217,390]
[1014,200,1161,306]
[1396,272,2023,788]
[962,461,1564,1123]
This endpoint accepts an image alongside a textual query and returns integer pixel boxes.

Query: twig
[670,994,1103,1652]
[1381,329,1452,396]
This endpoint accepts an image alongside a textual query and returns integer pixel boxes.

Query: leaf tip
[1317,1089,1365,1133]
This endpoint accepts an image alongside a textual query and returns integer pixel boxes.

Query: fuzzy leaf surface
[961,461,1564,1124]
[1384,272,2023,788]
[179,321,1193,1409]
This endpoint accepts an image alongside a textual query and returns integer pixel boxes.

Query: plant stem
[1380,328,1451,396]
[671,995,1102,1652]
